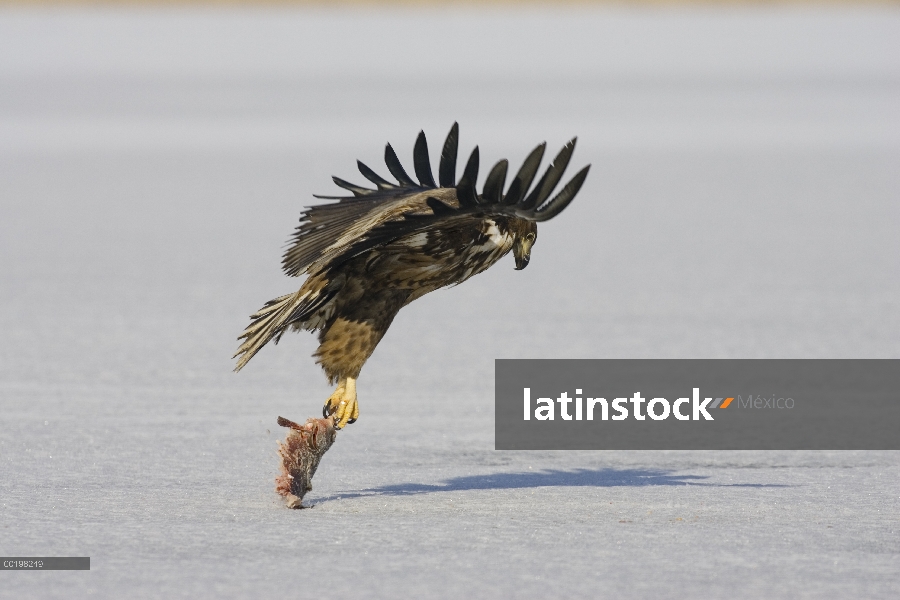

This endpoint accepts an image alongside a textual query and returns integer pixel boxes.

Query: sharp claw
[347,417,357,425]
[321,379,355,430]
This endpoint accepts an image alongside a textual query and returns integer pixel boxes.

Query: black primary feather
[330,176,370,197]
[456,146,480,207]
[482,159,508,204]
[439,122,459,188]
[519,138,576,210]
[413,131,436,188]
[384,143,416,186]
[503,142,546,206]
[532,164,591,222]
[357,160,394,190]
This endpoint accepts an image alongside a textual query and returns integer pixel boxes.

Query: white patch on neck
[478,220,515,254]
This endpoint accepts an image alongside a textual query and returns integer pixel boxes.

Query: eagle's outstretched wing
[281,123,590,279]
[235,124,590,373]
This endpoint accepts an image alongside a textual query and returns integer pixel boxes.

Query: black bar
[1,558,90,570]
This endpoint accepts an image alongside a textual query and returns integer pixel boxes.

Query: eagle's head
[512,220,538,270]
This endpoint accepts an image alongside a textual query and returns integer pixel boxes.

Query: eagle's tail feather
[233,291,308,372]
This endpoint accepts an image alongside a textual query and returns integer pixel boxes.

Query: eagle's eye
[524,233,536,244]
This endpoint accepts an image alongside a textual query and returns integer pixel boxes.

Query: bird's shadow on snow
[311,467,788,504]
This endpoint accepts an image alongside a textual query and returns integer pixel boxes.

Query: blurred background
[1,2,898,598]
[1,2,897,393]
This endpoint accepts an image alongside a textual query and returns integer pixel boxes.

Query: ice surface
[0,6,898,599]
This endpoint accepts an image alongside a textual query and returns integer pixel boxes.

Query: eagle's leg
[323,377,358,430]
[315,291,409,430]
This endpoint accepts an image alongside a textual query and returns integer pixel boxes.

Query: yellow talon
[323,377,358,429]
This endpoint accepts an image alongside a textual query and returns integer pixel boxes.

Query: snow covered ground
[1,6,898,598]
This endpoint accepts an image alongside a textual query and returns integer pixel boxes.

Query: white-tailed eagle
[234,124,589,428]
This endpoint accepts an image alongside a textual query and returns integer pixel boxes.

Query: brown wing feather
[282,125,588,279]
[282,191,420,277]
